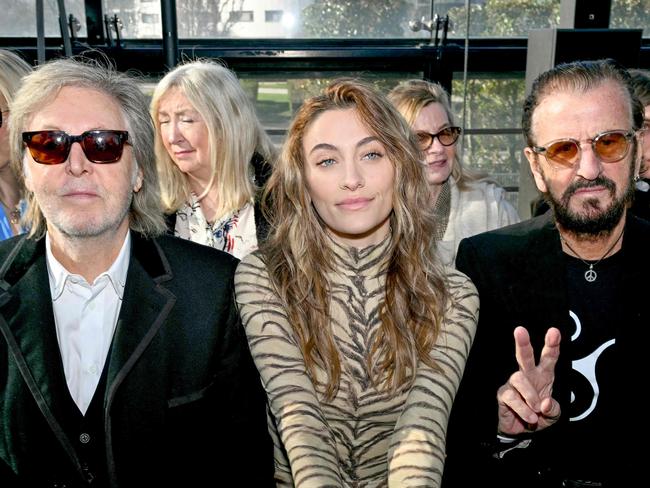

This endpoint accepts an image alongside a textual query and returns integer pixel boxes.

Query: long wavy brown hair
[262,78,449,399]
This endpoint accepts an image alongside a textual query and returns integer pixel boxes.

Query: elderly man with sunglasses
[443,59,649,488]
[0,57,274,487]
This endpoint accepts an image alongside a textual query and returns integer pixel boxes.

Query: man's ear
[524,147,548,193]
[133,166,143,193]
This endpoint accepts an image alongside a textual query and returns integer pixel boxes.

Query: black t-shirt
[562,249,627,480]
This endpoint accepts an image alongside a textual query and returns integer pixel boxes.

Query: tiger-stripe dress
[234,237,479,487]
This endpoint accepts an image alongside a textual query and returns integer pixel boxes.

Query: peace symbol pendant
[584,265,597,282]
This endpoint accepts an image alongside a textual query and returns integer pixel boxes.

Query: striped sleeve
[235,253,344,488]
[387,268,479,487]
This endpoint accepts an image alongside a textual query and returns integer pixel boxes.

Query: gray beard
[544,175,633,238]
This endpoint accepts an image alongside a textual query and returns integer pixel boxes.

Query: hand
[496,326,561,435]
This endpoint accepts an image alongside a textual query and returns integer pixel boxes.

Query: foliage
[453,78,525,175]
[610,0,650,36]
[448,0,560,38]
[302,0,411,37]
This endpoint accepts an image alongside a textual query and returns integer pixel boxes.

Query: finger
[539,396,561,422]
[497,381,539,425]
[513,326,536,373]
[538,327,561,373]
[506,370,542,413]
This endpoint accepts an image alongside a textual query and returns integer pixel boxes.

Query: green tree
[448,0,560,38]
[610,0,650,36]
[445,0,647,196]
[302,0,410,37]
[459,78,525,178]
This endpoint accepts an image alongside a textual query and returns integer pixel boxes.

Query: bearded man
[443,59,648,488]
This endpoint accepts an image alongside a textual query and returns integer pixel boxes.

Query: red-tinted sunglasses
[531,130,635,169]
[22,130,130,165]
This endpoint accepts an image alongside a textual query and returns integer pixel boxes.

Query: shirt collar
[46,231,132,301]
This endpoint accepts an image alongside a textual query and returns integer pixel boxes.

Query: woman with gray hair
[151,59,276,259]
[0,49,31,239]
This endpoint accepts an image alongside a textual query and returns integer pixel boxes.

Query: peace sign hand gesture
[496,326,562,436]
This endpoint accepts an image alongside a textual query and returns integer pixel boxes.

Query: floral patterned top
[174,194,258,260]
[0,199,27,241]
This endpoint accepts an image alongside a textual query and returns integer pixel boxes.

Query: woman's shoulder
[461,178,508,200]
[235,250,267,279]
[442,266,479,333]
[234,250,273,301]
[444,266,479,305]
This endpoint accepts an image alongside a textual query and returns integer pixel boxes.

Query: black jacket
[443,212,650,488]
[0,233,274,487]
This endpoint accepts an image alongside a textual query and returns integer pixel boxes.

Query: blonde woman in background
[235,78,478,487]
[151,59,276,259]
[0,49,31,239]
[388,79,519,266]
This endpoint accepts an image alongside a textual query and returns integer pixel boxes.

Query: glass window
[141,13,160,24]
[230,10,254,22]
[445,0,561,38]
[168,0,430,40]
[236,71,423,145]
[458,131,523,205]
[1,0,87,37]
[105,0,161,39]
[610,0,649,36]
[100,0,576,40]
[265,10,284,23]
[8,1,644,41]
[451,73,526,203]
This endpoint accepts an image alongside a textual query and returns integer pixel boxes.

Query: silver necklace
[560,229,624,282]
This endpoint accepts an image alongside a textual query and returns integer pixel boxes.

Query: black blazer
[443,212,650,488]
[0,233,274,487]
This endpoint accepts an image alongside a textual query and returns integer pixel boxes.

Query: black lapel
[0,236,84,474]
[506,214,570,327]
[104,234,176,409]
[504,214,573,407]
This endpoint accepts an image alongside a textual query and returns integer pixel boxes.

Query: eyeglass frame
[415,126,462,150]
[22,129,131,165]
[530,129,636,169]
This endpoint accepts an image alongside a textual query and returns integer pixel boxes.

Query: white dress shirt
[46,231,131,415]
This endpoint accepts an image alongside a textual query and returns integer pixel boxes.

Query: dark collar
[0,232,171,290]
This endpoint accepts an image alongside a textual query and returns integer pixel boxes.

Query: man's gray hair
[9,55,166,238]
[522,58,645,147]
